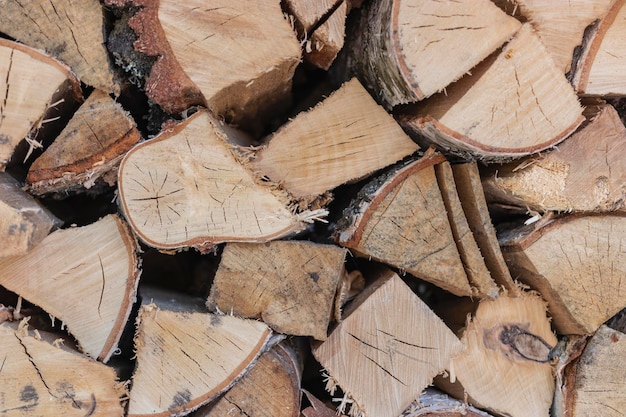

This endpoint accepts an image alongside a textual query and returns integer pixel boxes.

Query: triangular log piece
[572,0,626,96]
[194,342,302,417]
[552,325,626,417]
[451,163,517,293]
[27,89,141,195]
[0,0,119,94]
[304,1,347,70]
[251,78,420,201]
[344,0,520,108]
[512,0,614,74]
[401,387,496,417]
[0,214,140,361]
[207,241,347,340]
[482,103,626,213]
[284,0,340,35]
[434,162,499,299]
[500,213,626,335]
[104,0,300,129]
[334,151,473,297]
[312,266,463,417]
[0,38,82,170]
[0,321,126,416]
[438,292,557,417]
[118,109,323,252]
[0,172,60,257]
[399,23,584,160]
[127,302,273,417]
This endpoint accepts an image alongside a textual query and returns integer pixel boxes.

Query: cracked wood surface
[312,267,462,417]
[0,323,125,416]
[0,215,140,361]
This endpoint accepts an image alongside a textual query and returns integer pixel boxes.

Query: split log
[27,89,141,195]
[0,0,119,94]
[0,172,60,257]
[401,388,495,417]
[501,213,626,334]
[312,266,462,417]
[511,0,614,74]
[399,24,585,160]
[572,0,626,96]
[334,151,474,296]
[207,241,347,340]
[482,103,626,213]
[128,292,274,417]
[118,109,325,252]
[284,0,339,34]
[0,214,140,361]
[438,292,557,417]
[104,0,301,129]
[0,320,126,417]
[250,78,420,201]
[552,325,626,417]
[304,2,348,70]
[0,38,82,170]
[344,0,521,107]
[194,341,302,417]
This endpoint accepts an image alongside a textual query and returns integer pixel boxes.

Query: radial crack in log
[399,23,584,160]
[0,215,141,361]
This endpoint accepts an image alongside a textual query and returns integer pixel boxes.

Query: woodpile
[1,1,626,416]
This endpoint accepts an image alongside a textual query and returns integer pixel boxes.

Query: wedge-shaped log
[552,325,626,417]
[0,0,119,94]
[572,0,626,95]
[335,152,473,296]
[304,2,347,70]
[439,293,557,417]
[399,24,584,160]
[0,39,82,169]
[0,172,60,257]
[483,104,626,212]
[345,0,520,107]
[501,214,626,334]
[0,215,140,361]
[128,302,273,417]
[207,241,346,340]
[118,110,322,252]
[312,267,462,417]
[0,322,126,416]
[27,89,140,195]
[512,0,614,74]
[251,78,420,200]
[105,0,300,128]
[195,342,301,417]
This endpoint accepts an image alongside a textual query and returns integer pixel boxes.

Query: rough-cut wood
[345,0,520,107]
[105,0,300,128]
[513,0,614,74]
[0,38,82,170]
[501,214,626,334]
[304,2,347,70]
[312,267,463,417]
[335,151,473,297]
[0,172,60,257]
[301,389,341,417]
[284,0,339,34]
[27,89,140,195]
[572,0,626,96]
[440,293,557,417]
[207,241,346,340]
[451,163,517,293]
[434,162,499,299]
[194,342,301,417]
[399,24,585,160]
[401,388,495,417]
[551,334,588,417]
[251,79,420,200]
[482,104,626,213]
[118,110,323,252]
[553,326,626,417]
[0,0,119,94]
[0,215,140,361]
[128,302,273,417]
[0,321,126,416]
